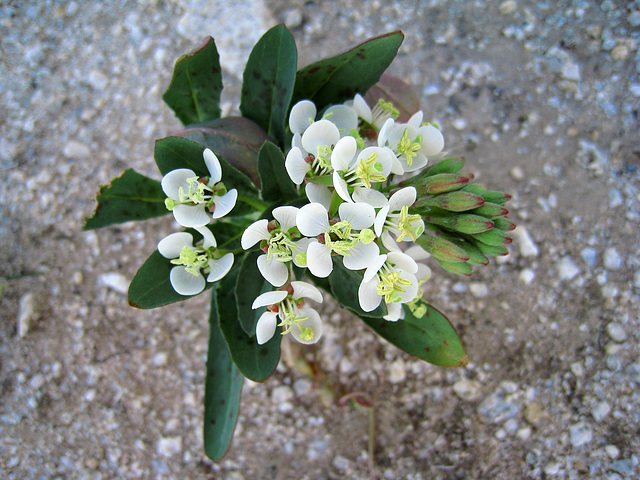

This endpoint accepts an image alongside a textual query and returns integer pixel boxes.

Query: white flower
[289,100,317,135]
[241,206,309,287]
[378,113,445,173]
[358,250,419,321]
[162,148,238,227]
[252,281,323,345]
[296,202,378,277]
[374,187,424,242]
[331,136,395,202]
[345,94,399,130]
[158,226,234,296]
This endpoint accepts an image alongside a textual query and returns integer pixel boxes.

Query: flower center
[396,129,422,167]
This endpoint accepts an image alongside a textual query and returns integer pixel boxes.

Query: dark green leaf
[154,136,259,216]
[292,31,404,111]
[218,268,281,382]
[258,141,298,203]
[235,251,274,336]
[359,302,469,367]
[240,25,297,146]
[328,258,386,318]
[83,169,168,230]
[204,290,243,461]
[176,116,273,189]
[162,37,223,125]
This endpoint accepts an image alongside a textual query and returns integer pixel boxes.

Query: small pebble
[513,226,538,257]
[98,273,129,294]
[591,401,611,422]
[570,422,593,447]
[272,385,294,413]
[388,358,406,383]
[510,166,524,180]
[611,44,629,61]
[606,323,627,343]
[580,247,597,268]
[544,462,561,475]
[18,292,39,338]
[157,436,182,457]
[452,118,468,130]
[453,378,482,401]
[603,248,623,270]
[557,256,580,281]
[469,282,489,298]
[63,141,91,159]
[519,268,535,284]
[605,445,620,459]
[498,0,517,15]
[332,454,350,471]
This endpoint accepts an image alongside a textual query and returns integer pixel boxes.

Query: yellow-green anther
[377,99,399,119]
[171,246,208,276]
[358,228,375,244]
[315,145,333,170]
[267,232,296,262]
[396,129,422,167]
[298,327,315,342]
[408,300,427,318]
[165,197,176,211]
[396,205,423,241]
[330,220,353,240]
[422,121,440,129]
[356,151,386,189]
[377,271,412,303]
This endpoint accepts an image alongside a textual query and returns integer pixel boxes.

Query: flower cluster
[158,148,237,295]
[241,94,444,344]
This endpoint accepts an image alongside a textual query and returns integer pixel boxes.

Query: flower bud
[419,191,485,212]
[470,202,509,217]
[438,260,473,276]
[470,229,513,247]
[423,156,465,176]
[424,214,494,234]
[415,235,469,263]
[415,173,473,195]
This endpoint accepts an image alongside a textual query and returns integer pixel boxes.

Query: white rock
[513,226,538,257]
[98,273,129,294]
[606,323,627,343]
[469,282,489,298]
[88,69,109,90]
[453,378,482,401]
[272,385,294,413]
[452,118,468,130]
[561,61,581,82]
[557,256,580,281]
[388,358,406,383]
[18,292,39,338]
[510,166,524,180]
[591,401,611,422]
[29,373,45,389]
[499,0,517,15]
[544,462,561,475]
[603,248,623,270]
[332,454,350,471]
[157,436,182,457]
[152,352,168,366]
[605,444,620,459]
[63,141,91,159]
[519,268,535,284]
[570,422,593,447]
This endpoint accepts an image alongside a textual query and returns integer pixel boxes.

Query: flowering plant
[84,26,514,460]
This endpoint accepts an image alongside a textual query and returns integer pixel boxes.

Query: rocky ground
[1,0,639,479]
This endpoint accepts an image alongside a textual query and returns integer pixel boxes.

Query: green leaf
[359,302,469,367]
[327,259,386,318]
[235,251,274,336]
[204,290,243,461]
[240,25,297,146]
[83,169,168,230]
[176,116,272,189]
[162,37,223,125]
[257,141,298,203]
[292,31,404,112]
[217,268,281,382]
[154,136,259,216]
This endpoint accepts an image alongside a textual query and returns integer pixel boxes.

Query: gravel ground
[1,0,640,479]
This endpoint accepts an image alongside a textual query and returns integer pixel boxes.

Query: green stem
[237,195,269,211]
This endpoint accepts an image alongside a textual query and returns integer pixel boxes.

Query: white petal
[398,272,419,302]
[381,230,400,252]
[256,311,279,345]
[374,205,390,237]
[305,183,333,211]
[420,124,445,157]
[158,232,193,259]
[173,204,210,227]
[383,302,402,322]
[363,254,387,283]
[331,136,357,171]
[404,245,431,262]
[323,105,358,134]
[292,133,303,151]
[203,148,222,184]
[194,226,217,249]
[388,186,417,212]
[353,94,372,123]
[241,219,270,249]
[296,203,330,237]
[291,281,323,303]
[401,152,428,172]
[306,241,333,278]
[273,206,299,232]
[301,120,340,157]
[170,266,206,296]
[339,202,375,229]
[332,172,353,203]
[207,253,234,282]
[377,118,395,146]
[252,290,288,309]
[416,263,432,283]
[390,154,405,176]
[408,110,423,129]
[289,100,317,135]
[212,189,237,218]
[342,241,380,271]
[161,168,196,199]
[257,254,289,287]
[291,307,323,344]
[358,276,382,312]
[352,187,388,208]
[285,147,310,185]
[388,252,418,274]
[358,146,392,178]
